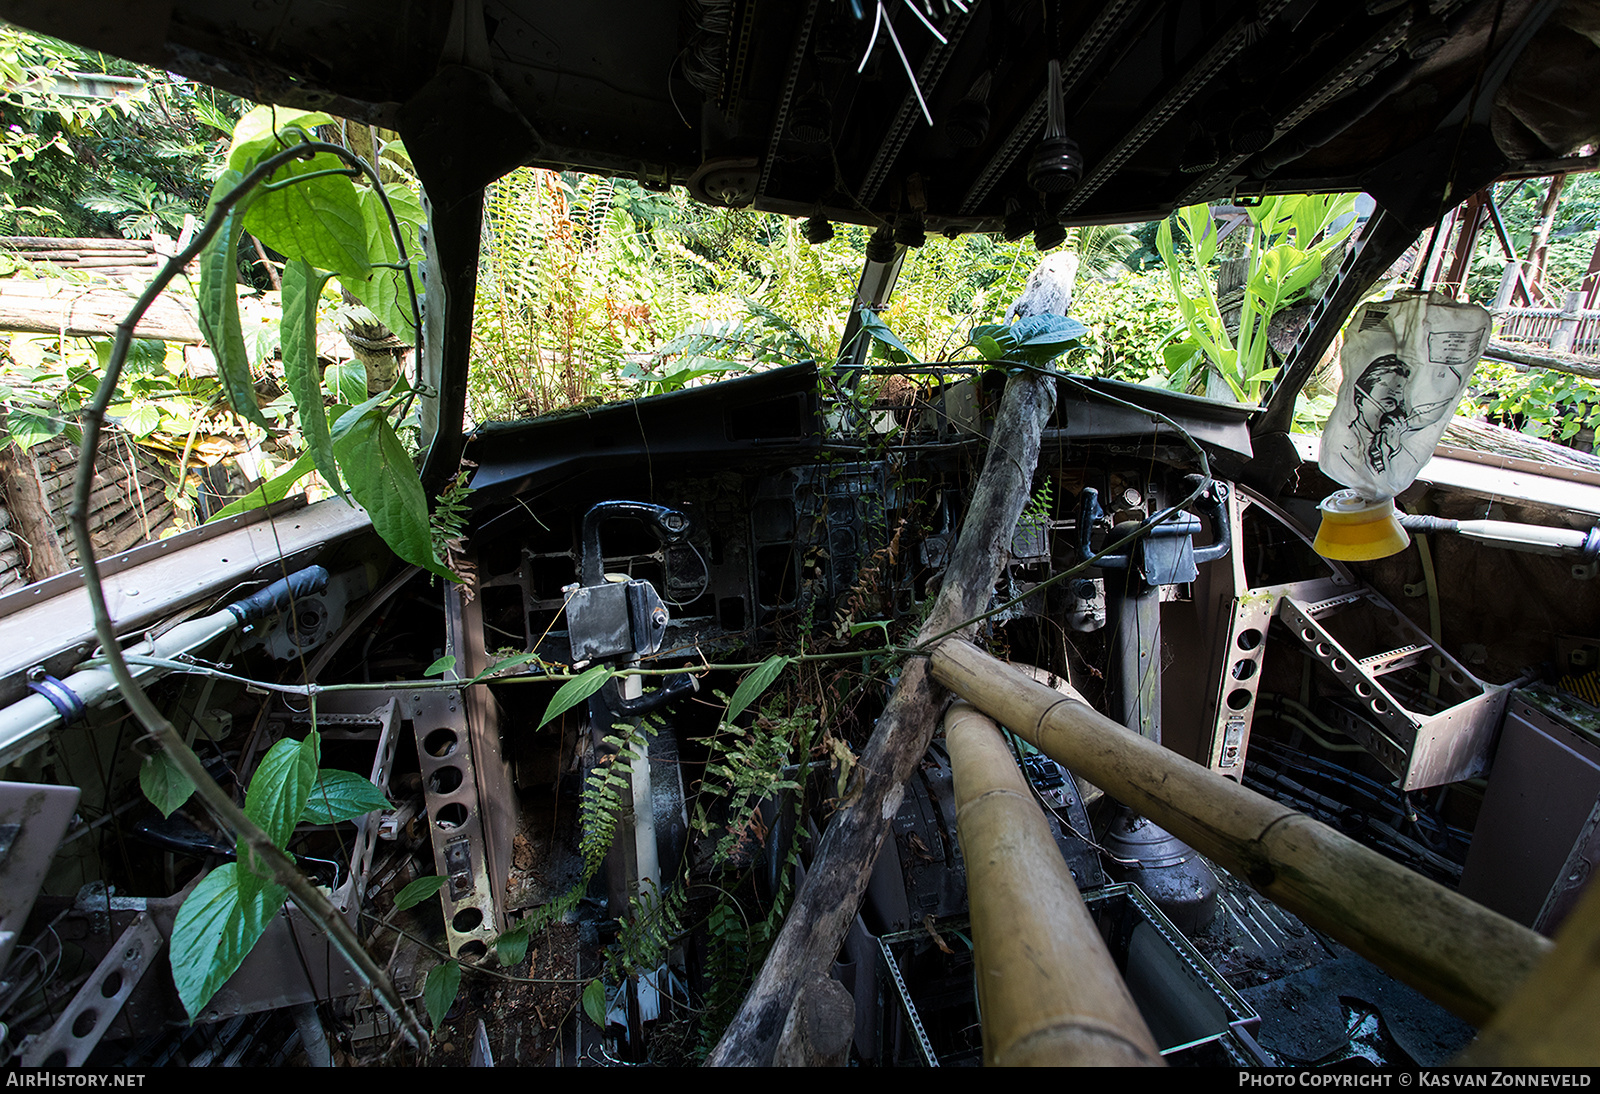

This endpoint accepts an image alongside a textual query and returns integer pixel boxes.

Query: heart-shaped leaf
[170,864,287,1021]
[139,750,194,818]
[424,959,461,1028]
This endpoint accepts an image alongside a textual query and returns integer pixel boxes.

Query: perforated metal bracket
[410,687,500,958]
[20,911,163,1066]
[1207,576,1347,778]
[1276,588,1508,789]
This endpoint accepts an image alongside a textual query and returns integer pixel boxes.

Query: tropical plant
[1465,358,1600,450]
[79,169,191,237]
[0,22,244,238]
[470,169,674,419]
[1467,173,1600,304]
[145,727,391,1019]
[65,101,458,1034]
[190,105,449,580]
[1071,269,1186,384]
[1157,194,1358,402]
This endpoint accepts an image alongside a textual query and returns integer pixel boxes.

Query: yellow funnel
[1313,490,1410,561]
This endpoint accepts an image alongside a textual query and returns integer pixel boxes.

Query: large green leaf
[1009,314,1086,365]
[120,401,162,438]
[1155,218,1177,267]
[854,308,919,364]
[206,449,314,522]
[280,259,343,499]
[243,152,369,279]
[5,406,63,451]
[299,769,391,825]
[226,105,335,174]
[1248,246,1321,309]
[726,655,789,724]
[495,925,530,967]
[424,959,461,1028]
[346,187,419,344]
[582,979,607,1028]
[197,171,269,429]
[969,323,1017,360]
[170,863,287,1021]
[1163,338,1205,378]
[323,361,368,408]
[332,408,456,581]
[538,665,612,729]
[139,750,194,818]
[1181,203,1218,265]
[240,731,319,893]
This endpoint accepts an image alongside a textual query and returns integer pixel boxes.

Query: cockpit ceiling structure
[6,0,1600,234]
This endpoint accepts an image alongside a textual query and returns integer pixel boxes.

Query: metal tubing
[930,638,1552,1027]
[0,609,236,767]
[1106,578,1161,741]
[1398,513,1595,556]
[944,701,1165,1067]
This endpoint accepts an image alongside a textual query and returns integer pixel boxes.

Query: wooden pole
[772,977,854,1067]
[0,281,203,342]
[705,367,1058,1066]
[0,442,71,580]
[1440,189,1490,301]
[1483,339,1600,380]
[928,638,1552,1028]
[1457,859,1600,1065]
[1552,290,1584,354]
[1527,174,1567,302]
[945,701,1165,1067]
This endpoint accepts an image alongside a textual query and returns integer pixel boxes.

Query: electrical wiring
[659,537,712,608]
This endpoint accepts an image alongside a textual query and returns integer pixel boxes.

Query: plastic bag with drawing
[1319,291,1490,500]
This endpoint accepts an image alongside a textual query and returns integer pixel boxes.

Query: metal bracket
[1276,588,1507,789]
[411,685,500,957]
[20,911,164,1066]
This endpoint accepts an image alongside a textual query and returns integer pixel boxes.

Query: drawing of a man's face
[1353,355,1410,413]
[1347,354,1416,476]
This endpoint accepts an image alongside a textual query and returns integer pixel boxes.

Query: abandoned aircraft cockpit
[0,0,1598,1069]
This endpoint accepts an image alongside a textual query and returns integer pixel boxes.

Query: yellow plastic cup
[1313,490,1411,561]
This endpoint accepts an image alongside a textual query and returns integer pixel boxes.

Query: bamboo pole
[706,367,1059,1066]
[946,701,1165,1067]
[1456,858,1600,1065]
[929,638,1551,1028]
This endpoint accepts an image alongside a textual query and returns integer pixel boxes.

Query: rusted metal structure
[1,0,1600,1069]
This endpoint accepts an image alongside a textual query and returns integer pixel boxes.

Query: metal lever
[602,671,699,719]
[1075,476,1232,744]
[1186,475,1232,567]
[580,501,690,586]
[1076,477,1230,581]
[570,500,697,720]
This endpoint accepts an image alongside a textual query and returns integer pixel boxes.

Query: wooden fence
[0,429,186,594]
[1498,298,1600,356]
